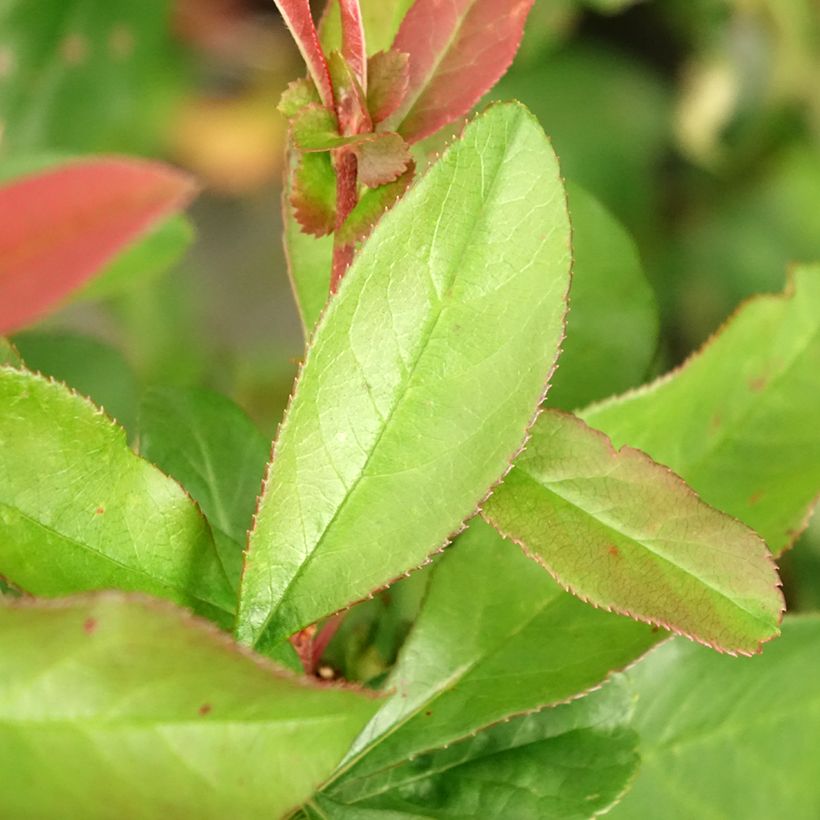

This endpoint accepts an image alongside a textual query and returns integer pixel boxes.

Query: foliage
[1,0,819,817]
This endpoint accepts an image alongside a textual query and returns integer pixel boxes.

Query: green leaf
[0,339,22,367]
[0,368,234,623]
[291,150,338,238]
[139,386,270,591]
[484,410,783,655]
[329,521,657,784]
[583,265,820,556]
[0,593,380,819]
[319,679,639,818]
[12,331,139,436]
[79,214,194,300]
[551,184,658,409]
[0,0,183,154]
[238,102,572,651]
[321,0,415,56]
[279,77,323,119]
[609,616,820,820]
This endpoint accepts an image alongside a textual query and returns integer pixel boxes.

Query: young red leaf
[0,158,197,335]
[354,132,411,187]
[338,0,368,91]
[290,151,338,237]
[367,49,411,124]
[390,0,536,143]
[274,0,336,109]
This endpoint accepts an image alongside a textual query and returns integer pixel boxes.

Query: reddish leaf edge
[243,100,573,648]
[580,264,820,558]
[480,411,786,658]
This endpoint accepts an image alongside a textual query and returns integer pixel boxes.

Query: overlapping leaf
[484,411,783,654]
[315,679,639,818]
[0,368,234,622]
[387,0,536,142]
[552,184,658,409]
[0,593,379,819]
[321,0,415,56]
[237,103,571,652]
[583,265,820,555]
[139,387,270,591]
[610,616,820,819]
[327,521,657,786]
[0,157,196,334]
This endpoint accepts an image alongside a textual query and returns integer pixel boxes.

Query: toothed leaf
[0,157,196,335]
[0,593,379,818]
[584,265,820,556]
[484,410,783,655]
[389,0,536,143]
[610,617,820,820]
[291,104,346,151]
[139,387,271,592]
[279,77,322,119]
[0,339,22,368]
[0,368,234,623]
[338,162,415,245]
[291,150,338,237]
[354,132,411,187]
[320,677,639,818]
[237,103,571,651]
[328,520,658,786]
[367,49,410,123]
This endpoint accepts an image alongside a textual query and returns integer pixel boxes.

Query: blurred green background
[1,0,819,605]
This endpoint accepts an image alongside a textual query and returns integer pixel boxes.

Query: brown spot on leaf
[60,34,89,66]
[748,491,764,506]
[0,48,15,79]
[748,375,768,393]
[108,25,135,60]
[83,617,97,634]
[95,506,105,515]
[711,413,722,431]
[198,703,212,716]
[608,545,620,558]
[425,710,433,717]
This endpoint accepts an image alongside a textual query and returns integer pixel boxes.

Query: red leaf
[0,158,197,335]
[391,0,535,143]
[367,49,410,124]
[354,133,411,187]
[338,0,367,91]
[290,151,337,237]
[274,0,336,109]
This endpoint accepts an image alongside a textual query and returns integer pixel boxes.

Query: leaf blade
[389,0,535,142]
[0,593,379,819]
[238,102,571,650]
[0,368,234,622]
[583,265,820,555]
[484,410,783,655]
[0,157,196,335]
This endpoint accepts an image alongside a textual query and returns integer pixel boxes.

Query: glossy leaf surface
[610,616,820,819]
[584,266,820,555]
[0,158,196,334]
[321,0,415,56]
[139,386,271,590]
[0,594,379,819]
[551,184,658,410]
[484,411,783,654]
[332,521,657,783]
[238,103,571,651]
[319,680,639,818]
[388,0,536,142]
[0,368,233,622]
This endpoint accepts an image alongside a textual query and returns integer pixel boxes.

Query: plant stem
[331,149,359,293]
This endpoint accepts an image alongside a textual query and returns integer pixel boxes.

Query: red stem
[331,149,359,293]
